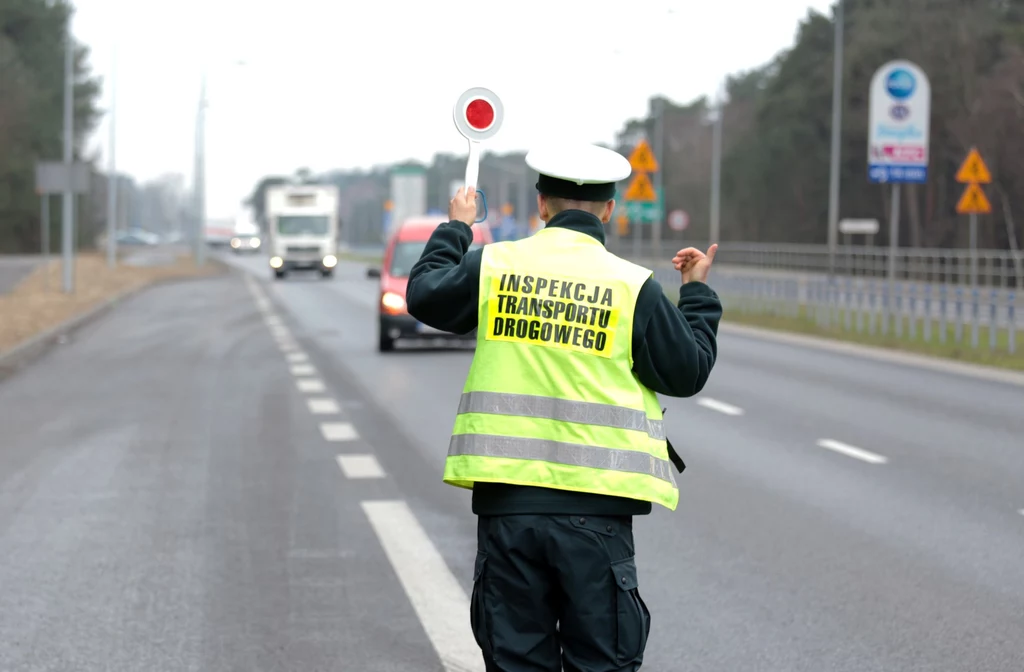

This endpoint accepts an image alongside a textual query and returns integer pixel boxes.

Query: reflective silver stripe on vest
[457,391,665,440]
[448,433,677,485]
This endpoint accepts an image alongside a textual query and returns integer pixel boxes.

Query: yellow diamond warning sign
[956,183,992,214]
[627,140,659,172]
[955,148,991,184]
[624,172,656,201]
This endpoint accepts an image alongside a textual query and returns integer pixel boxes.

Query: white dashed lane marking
[320,422,359,441]
[816,439,888,465]
[290,364,317,376]
[286,352,308,363]
[696,398,744,416]
[296,379,326,393]
[307,398,340,414]
[336,454,385,479]
[361,500,483,672]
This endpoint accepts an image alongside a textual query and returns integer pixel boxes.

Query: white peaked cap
[525,143,632,185]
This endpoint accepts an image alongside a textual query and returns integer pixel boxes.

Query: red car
[366,216,492,352]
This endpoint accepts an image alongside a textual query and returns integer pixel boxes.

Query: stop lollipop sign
[453,87,504,190]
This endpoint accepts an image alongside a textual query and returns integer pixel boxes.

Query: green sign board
[615,188,664,224]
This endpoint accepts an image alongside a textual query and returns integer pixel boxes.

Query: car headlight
[250,238,260,248]
[231,238,241,248]
[381,291,405,311]
[322,254,338,268]
[270,256,283,268]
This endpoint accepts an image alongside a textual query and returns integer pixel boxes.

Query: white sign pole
[465,141,481,191]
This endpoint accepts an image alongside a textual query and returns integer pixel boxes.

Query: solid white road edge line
[361,500,484,672]
[816,439,888,464]
[696,398,744,416]
[320,422,358,441]
[720,322,1024,388]
[336,454,385,478]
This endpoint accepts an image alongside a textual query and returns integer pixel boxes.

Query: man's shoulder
[601,250,655,287]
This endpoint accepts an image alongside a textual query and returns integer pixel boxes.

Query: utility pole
[826,0,844,278]
[193,73,207,267]
[106,42,118,268]
[652,98,664,258]
[61,16,76,293]
[709,95,722,245]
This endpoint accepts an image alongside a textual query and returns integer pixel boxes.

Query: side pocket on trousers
[610,556,649,666]
[469,551,492,657]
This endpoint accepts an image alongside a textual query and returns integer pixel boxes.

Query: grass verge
[667,289,1024,371]
[338,251,383,264]
[0,252,225,355]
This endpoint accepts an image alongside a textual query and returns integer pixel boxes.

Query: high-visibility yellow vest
[444,225,679,511]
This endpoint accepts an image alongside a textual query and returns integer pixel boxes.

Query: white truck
[265,183,340,279]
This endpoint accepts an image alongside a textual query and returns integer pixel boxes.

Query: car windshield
[276,215,328,236]
[389,241,482,277]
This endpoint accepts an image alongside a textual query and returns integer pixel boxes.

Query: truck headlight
[270,256,283,269]
[322,255,338,268]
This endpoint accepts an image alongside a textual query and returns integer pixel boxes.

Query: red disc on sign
[466,99,494,130]
[454,88,503,142]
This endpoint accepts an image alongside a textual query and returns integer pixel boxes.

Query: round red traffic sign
[669,210,689,231]
[454,87,503,141]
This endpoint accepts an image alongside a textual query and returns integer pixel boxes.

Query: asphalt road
[0,256,40,293]
[1,252,1022,671]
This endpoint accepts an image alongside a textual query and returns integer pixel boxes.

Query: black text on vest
[485,273,622,357]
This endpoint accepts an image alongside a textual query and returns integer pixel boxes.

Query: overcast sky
[73,0,833,218]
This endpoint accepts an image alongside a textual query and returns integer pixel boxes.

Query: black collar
[543,209,606,246]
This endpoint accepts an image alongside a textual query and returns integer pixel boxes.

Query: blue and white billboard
[867,60,931,183]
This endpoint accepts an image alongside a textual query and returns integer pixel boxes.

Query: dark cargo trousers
[470,514,651,671]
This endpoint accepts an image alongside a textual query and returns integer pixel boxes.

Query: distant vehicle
[265,184,339,279]
[230,207,262,254]
[231,232,261,253]
[366,215,492,352]
[205,220,234,247]
[116,229,160,246]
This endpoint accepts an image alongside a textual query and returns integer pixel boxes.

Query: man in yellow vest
[406,142,721,671]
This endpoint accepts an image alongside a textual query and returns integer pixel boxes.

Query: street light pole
[709,93,722,246]
[194,72,207,267]
[61,15,76,293]
[106,41,118,268]
[652,98,664,259]
[826,0,844,278]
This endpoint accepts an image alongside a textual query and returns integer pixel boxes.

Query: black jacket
[407,209,723,516]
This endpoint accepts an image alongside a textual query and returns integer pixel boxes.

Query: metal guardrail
[651,266,1019,355]
[615,241,1024,289]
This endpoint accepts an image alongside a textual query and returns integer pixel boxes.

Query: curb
[719,321,1024,388]
[0,262,232,381]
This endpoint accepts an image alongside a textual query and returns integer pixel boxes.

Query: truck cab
[265,184,340,279]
